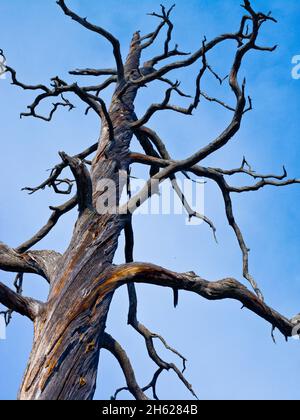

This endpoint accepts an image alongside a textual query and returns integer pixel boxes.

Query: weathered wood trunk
[18,33,141,400]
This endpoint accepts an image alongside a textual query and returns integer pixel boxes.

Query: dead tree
[0,0,299,400]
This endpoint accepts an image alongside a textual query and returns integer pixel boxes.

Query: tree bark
[18,33,142,401]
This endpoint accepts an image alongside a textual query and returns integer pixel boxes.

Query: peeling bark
[18,31,142,401]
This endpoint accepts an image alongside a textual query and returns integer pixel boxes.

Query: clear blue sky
[0,0,300,400]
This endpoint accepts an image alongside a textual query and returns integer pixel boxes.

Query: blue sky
[0,0,300,400]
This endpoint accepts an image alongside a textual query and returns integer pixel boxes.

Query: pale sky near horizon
[0,0,300,400]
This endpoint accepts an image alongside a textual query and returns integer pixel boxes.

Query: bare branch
[51,178,75,195]
[140,22,165,50]
[131,30,257,178]
[0,282,44,321]
[134,126,170,160]
[102,333,149,401]
[140,4,176,51]
[213,158,288,180]
[141,5,276,84]
[133,129,160,177]
[0,50,49,93]
[83,76,118,101]
[132,40,209,128]
[132,3,277,86]
[144,45,190,69]
[124,216,196,399]
[161,4,176,55]
[101,263,298,340]
[11,70,114,135]
[133,129,217,239]
[210,159,299,193]
[59,153,93,214]
[126,279,197,399]
[229,178,300,193]
[201,91,235,112]
[140,368,163,401]
[20,94,75,122]
[0,273,24,326]
[69,68,117,77]
[128,152,300,298]
[16,197,77,254]
[158,77,191,98]
[210,173,264,299]
[2,50,114,125]
[170,177,217,241]
[131,82,193,129]
[57,0,124,80]
[22,143,98,195]
[0,242,61,283]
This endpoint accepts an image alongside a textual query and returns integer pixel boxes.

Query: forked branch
[124,218,195,400]
[16,196,77,254]
[0,242,61,282]
[102,333,149,401]
[101,263,298,339]
[22,142,98,195]
[57,0,124,80]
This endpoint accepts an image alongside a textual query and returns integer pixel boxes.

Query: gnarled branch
[23,142,98,195]
[128,152,300,298]
[101,263,298,340]
[59,153,93,214]
[16,196,77,254]
[140,4,176,51]
[102,333,149,401]
[57,0,124,81]
[132,1,277,87]
[124,217,194,399]
[0,242,61,282]
[0,282,44,321]
[69,68,117,77]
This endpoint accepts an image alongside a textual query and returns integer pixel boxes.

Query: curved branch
[142,5,190,68]
[0,282,44,321]
[83,76,118,98]
[127,153,300,298]
[132,130,217,238]
[59,153,93,214]
[144,46,190,69]
[213,158,288,180]
[0,242,60,281]
[102,333,149,401]
[57,0,124,81]
[100,263,297,339]
[20,94,75,122]
[126,25,266,212]
[23,143,98,195]
[0,50,49,93]
[132,2,277,87]
[123,217,193,399]
[140,4,176,51]
[131,83,181,129]
[229,178,300,193]
[16,196,77,254]
[132,44,208,129]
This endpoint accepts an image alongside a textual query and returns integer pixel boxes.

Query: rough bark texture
[1,1,299,401]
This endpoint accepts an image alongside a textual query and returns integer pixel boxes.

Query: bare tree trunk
[17,207,118,400]
[18,33,141,401]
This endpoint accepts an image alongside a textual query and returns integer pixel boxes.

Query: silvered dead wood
[0,0,299,400]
